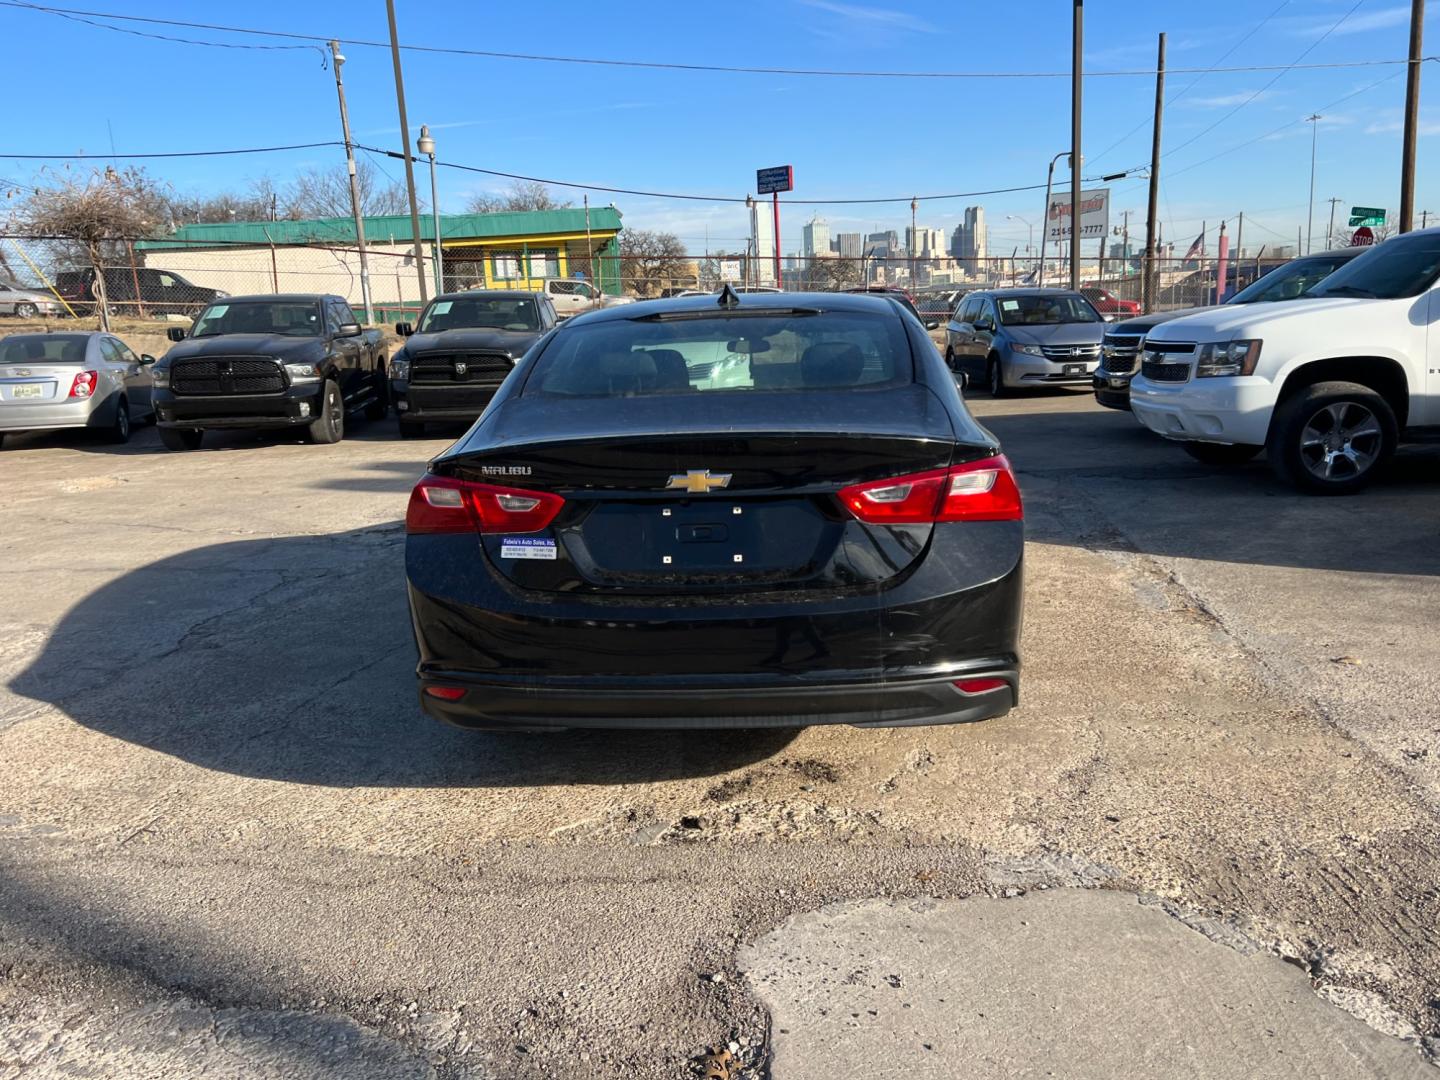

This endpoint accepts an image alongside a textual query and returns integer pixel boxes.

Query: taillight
[837,455,1022,524]
[67,371,99,399]
[405,473,564,535]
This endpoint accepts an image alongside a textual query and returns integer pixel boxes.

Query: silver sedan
[0,280,62,318]
[0,332,156,446]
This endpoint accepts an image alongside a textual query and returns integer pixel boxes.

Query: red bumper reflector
[424,686,467,701]
[954,677,1008,695]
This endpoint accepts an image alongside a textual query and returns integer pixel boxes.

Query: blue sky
[2,0,1436,257]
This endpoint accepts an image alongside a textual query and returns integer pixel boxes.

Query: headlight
[151,365,169,387]
[1012,343,1046,357]
[1194,339,1262,378]
[390,357,410,381]
[284,362,321,382]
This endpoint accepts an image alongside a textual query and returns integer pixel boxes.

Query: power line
[1163,0,1366,161]
[3,0,323,53]
[2,142,342,160]
[1089,0,1293,165]
[0,1,1420,79]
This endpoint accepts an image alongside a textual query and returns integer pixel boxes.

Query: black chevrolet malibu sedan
[404,288,1024,731]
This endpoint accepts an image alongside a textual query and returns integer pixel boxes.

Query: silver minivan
[0,332,156,446]
[944,288,1106,396]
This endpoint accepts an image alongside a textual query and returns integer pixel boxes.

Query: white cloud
[1285,4,1430,36]
[1185,91,1275,109]
[795,0,933,33]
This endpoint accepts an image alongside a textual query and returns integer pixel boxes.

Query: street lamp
[1037,151,1070,287]
[417,124,443,294]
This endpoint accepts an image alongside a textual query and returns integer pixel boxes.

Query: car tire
[399,418,426,439]
[1266,380,1397,495]
[943,346,956,371]
[307,380,345,444]
[364,368,389,421]
[105,396,131,444]
[1182,442,1261,467]
[15,302,38,319]
[987,356,1008,398]
[159,426,203,452]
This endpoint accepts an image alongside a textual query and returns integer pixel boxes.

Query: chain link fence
[0,235,1299,333]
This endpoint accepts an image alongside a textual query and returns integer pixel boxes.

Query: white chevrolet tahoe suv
[1130,230,1440,494]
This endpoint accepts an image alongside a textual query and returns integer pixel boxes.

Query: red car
[1080,287,1141,316]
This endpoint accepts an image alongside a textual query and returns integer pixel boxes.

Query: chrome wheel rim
[1299,401,1381,482]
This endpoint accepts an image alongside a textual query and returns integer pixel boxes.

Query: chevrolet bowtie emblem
[666,469,732,493]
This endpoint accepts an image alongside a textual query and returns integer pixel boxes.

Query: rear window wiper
[630,307,822,322]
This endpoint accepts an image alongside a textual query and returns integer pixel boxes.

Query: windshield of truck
[1232,254,1354,304]
[526,311,912,397]
[190,302,321,337]
[418,296,540,333]
[1305,235,1440,300]
[996,294,1102,325]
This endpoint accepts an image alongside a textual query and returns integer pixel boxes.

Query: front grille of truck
[1140,340,1195,383]
[171,357,284,395]
[1100,334,1143,374]
[410,352,512,385]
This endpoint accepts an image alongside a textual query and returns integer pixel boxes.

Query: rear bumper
[0,394,104,432]
[419,668,1018,730]
[154,384,319,429]
[406,522,1024,730]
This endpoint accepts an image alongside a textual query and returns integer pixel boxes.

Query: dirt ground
[1,387,1438,1077]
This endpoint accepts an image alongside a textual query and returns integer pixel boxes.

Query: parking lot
[3,388,1440,1078]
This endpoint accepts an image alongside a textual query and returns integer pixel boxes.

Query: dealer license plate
[11,384,43,399]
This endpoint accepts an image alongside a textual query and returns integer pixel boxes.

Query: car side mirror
[140,354,157,365]
[395,322,414,337]
[974,320,993,332]
[167,327,186,342]
[923,318,941,329]
[338,322,362,337]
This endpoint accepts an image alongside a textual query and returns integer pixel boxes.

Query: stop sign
[1352,226,1375,246]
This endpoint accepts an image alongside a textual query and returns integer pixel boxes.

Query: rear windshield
[997,294,1101,325]
[191,302,320,338]
[0,334,90,363]
[418,296,539,333]
[524,311,912,397]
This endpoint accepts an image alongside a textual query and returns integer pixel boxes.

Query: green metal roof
[136,206,623,250]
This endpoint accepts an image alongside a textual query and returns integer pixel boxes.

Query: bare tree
[619,229,688,297]
[466,180,572,214]
[804,253,861,291]
[13,166,168,329]
[284,159,409,219]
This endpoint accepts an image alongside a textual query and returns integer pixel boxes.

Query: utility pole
[1070,0,1084,291]
[1143,32,1165,312]
[583,194,594,288]
[1423,209,1432,229]
[1305,114,1321,254]
[1401,0,1425,231]
[329,40,374,324]
[1326,197,1342,249]
[385,0,428,304]
[1234,211,1244,289]
[910,197,918,285]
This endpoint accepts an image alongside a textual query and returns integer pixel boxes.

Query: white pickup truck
[541,278,633,319]
[1129,229,1440,494]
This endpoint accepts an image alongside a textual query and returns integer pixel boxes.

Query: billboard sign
[1045,187,1110,242]
[756,166,794,195]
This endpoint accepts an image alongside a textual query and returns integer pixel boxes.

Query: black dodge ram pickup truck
[151,293,387,450]
[389,290,555,438]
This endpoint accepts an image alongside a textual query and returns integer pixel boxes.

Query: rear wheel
[159,426,203,452]
[1182,442,1260,467]
[105,396,131,444]
[307,380,344,444]
[399,418,426,439]
[1266,380,1396,495]
[15,302,38,319]
[943,346,956,371]
[987,356,1008,398]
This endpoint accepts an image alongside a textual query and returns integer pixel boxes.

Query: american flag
[1183,230,1206,261]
